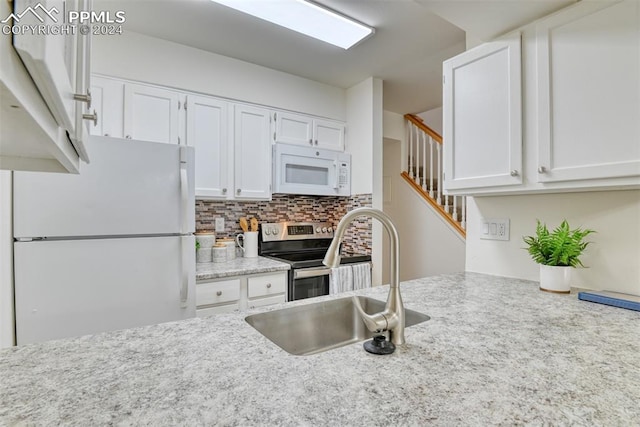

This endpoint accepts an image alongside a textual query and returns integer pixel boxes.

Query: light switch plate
[480,218,510,241]
[215,217,225,233]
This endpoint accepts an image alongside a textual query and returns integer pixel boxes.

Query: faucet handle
[353,296,388,332]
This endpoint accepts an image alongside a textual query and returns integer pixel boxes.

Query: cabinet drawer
[247,273,287,298]
[197,279,241,306]
[248,295,286,310]
[197,303,240,317]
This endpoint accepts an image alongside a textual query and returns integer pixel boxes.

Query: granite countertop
[196,256,290,281]
[1,272,639,426]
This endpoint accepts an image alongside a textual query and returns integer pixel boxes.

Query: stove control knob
[272,227,279,235]
[322,227,327,233]
[264,229,271,236]
[327,227,333,233]
[316,227,321,233]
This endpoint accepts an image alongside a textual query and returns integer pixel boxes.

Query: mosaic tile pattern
[196,194,373,255]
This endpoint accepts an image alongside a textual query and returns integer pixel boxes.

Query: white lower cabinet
[247,273,287,309]
[196,272,287,316]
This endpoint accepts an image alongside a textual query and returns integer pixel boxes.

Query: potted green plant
[523,220,595,293]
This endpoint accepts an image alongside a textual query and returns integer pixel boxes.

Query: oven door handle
[294,267,332,279]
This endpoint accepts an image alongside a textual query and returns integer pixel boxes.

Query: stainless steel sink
[245,296,430,356]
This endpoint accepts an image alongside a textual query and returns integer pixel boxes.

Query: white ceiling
[95,0,574,115]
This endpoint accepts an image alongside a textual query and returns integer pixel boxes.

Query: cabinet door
[196,279,241,307]
[233,104,272,200]
[90,76,124,138]
[443,34,522,192]
[274,111,313,146]
[247,272,287,298]
[314,118,345,151]
[123,83,180,144]
[536,0,640,183]
[186,95,229,199]
[13,0,90,163]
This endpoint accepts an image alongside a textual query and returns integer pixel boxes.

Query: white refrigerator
[13,136,196,345]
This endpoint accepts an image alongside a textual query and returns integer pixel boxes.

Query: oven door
[291,266,331,301]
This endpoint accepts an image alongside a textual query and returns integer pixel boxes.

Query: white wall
[0,171,14,348]
[383,110,405,142]
[382,136,465,283]
[466,191,640,294]
[346,77,383,286]
[92,31,346,120]
[417,107,443,136]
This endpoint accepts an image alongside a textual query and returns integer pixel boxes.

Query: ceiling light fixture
[210,0,375,49]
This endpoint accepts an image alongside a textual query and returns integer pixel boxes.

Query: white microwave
[273,144,351,196]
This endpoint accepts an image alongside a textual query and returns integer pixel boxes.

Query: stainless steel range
[259,222,371,301]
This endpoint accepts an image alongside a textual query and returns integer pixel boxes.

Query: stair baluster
[409,123,414,179]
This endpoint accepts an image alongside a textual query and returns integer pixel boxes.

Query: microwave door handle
[333,161,339,190]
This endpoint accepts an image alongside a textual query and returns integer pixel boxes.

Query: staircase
[402,114,466,238]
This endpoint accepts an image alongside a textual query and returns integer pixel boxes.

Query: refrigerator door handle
[179,148,189,234]
[180,235,190,308]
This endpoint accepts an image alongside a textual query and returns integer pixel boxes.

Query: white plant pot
[539,265,572,293]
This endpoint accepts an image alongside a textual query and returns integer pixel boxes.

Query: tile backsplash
[196,193,372,255]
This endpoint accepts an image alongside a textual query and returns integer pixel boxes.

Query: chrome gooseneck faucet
[322,207,405,346]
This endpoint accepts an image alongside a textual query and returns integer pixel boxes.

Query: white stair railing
[403,115,466,236]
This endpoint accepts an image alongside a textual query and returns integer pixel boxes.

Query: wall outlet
[215,218,225,233]
[480,218,510,241]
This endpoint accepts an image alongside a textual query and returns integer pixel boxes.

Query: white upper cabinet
[274,111,345,151]
[186,95,229,199]
[2,0,92,172]
[123,83,180,144]
[443,34,522,192]
[443,0,639,195]
[273,111,313,146]
[536,0,640,183]
[233,104,272,200]
[313,118,345,151]
[90,75,124,138]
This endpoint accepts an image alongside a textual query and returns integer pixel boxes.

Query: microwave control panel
[338,162,349,189]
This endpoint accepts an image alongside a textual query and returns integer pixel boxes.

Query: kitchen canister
[212,244,227,263]
[196,248,212,263]
[195,232,216,249]
[195,232,216,263]
[217,238,237,261]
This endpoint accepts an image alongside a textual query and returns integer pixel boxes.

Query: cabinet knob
[222,188,227,194]
[314,140,318,146]
[216,291,222,296]
[74,89,92,108]
[538,166,547,174]
[104,133,110,137]
[266,283,272,288]
[237,189,241,195]
[82,110,98,126]
[126,135,132,139]
[510,170,519,177]
[309,139,313,146]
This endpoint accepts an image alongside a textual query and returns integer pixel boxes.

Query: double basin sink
[245,296,430,356]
